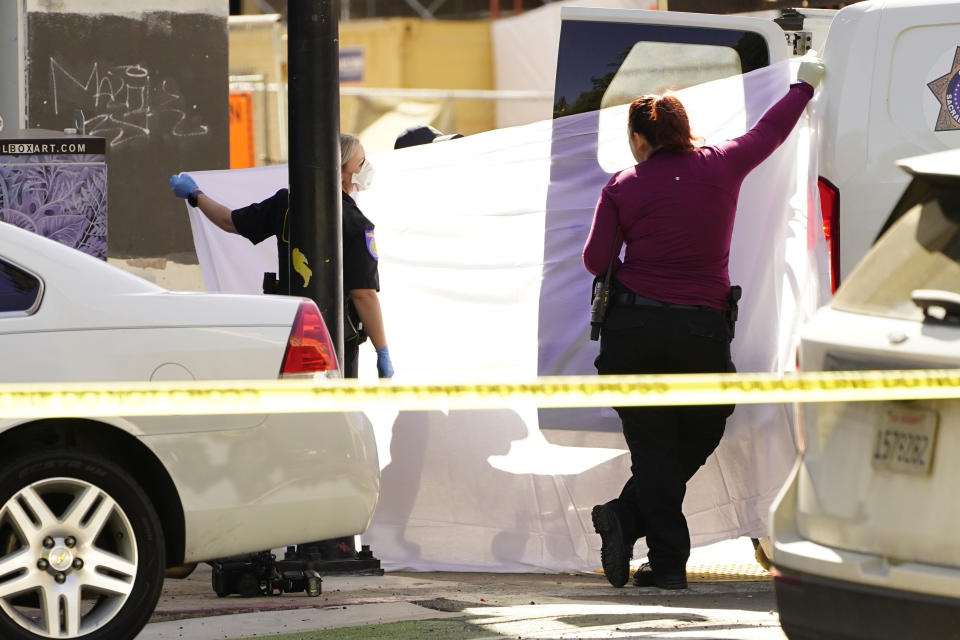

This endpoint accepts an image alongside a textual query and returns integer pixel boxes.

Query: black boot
[632,561,688,590]
[591,503,632,588]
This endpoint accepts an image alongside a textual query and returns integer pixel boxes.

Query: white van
[550,0,960,290]
[771,148,960,640]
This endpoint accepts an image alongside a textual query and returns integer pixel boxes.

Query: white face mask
[352,160,375,191]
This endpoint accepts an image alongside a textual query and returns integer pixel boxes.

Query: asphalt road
[138,540,790,640]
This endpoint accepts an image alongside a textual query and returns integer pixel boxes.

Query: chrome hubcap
[0,477,138,638]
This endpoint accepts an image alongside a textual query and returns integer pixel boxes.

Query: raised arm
[713,81,815,176]
[169,174,237,234]
[194,193,237,233]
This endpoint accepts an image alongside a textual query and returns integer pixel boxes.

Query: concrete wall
[0,2,25,132]
[340,18,495,144]
[229,17,495,159]
[22,0,228,291]
[403,19,494,136]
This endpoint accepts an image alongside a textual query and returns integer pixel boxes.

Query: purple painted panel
[0,154,107,259]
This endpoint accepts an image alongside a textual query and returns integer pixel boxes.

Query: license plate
[872,405,938,476]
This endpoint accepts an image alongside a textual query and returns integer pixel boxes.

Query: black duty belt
[613,292,722,313]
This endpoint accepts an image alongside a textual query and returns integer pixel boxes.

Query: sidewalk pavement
[137,538,776,640]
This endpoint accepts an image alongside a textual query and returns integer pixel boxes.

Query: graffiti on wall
[27,9,229,258]
[50,58,210,147]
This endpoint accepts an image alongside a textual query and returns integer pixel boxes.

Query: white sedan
[771,149,960,639]
[0,221,380,640]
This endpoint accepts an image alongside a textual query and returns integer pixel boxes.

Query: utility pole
[287,0,344,366]
[285,0,383,579]
[207,2,381,601]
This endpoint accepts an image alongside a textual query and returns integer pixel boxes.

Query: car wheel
[0,451,165,640]
[751,537,772,571]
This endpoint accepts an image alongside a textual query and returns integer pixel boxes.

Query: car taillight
[818,176,840,293]
[770,566,803,586]
[280,300,339,377]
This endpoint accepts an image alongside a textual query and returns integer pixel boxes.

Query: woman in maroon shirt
[584,60,823,590]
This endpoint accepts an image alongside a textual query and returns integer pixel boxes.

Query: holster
[589,275,612,341]
[262,272,279,295]
[589,226,621,342]
[726,285,742,341]
[345,298,367,345]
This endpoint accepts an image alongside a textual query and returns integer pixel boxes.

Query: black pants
[343,300,365,379]
[595,303,734,575]
[343,338,360,379]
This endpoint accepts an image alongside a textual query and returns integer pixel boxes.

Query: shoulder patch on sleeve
[365,229,378,260]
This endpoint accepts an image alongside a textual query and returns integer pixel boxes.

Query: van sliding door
[538,8,789,436]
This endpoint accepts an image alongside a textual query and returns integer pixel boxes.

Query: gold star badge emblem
[928,46,960,132]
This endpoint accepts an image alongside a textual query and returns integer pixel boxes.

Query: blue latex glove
[376,346,394,379]
[169,174,199,199]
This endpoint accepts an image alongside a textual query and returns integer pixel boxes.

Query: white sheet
[183,61,829,572]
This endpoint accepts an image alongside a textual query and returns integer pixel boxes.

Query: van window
[0,259,42,316]
[832,193,960,321]
[553,21,769,118]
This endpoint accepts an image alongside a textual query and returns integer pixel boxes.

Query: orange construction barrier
[229,92,255,169]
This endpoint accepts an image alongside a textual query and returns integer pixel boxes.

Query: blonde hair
[340,133,360,168]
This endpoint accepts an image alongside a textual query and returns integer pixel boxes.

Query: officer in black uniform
[169,133,393,379]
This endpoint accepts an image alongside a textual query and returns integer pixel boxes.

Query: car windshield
[832,195,960,321]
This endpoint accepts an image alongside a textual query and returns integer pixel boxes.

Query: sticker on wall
[0,138,108,259]
[292,247,313,287]
[340,47,365,84]
[928,46,960,132]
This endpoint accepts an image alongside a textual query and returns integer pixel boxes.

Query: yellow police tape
[0,370,959,418]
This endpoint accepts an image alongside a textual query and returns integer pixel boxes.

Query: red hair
[628,94,696,154]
